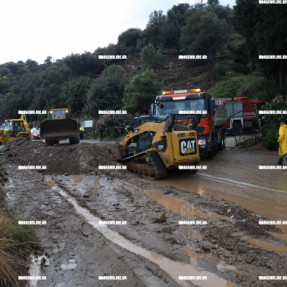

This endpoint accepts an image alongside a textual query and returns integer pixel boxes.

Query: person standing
[79,126,85,140]
[277,121,287,165]
[99,126,104,141]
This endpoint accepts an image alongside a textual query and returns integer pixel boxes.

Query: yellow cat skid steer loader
[121,114,201,179]
[40,108,79,145]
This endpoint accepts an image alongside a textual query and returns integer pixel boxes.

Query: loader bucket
[40,119,79,141]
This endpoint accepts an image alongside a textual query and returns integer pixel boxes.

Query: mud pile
[5,138,121,175]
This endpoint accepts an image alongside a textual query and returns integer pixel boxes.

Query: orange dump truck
[151,89,227,158]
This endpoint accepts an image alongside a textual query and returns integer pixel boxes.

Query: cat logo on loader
[180,139,196,156]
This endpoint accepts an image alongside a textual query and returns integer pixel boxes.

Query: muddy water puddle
[241,235,287,255]
[141,189,229,222]
[152,173,287,231]
[72,175,84,186]
[28,255,49,287]
[147,180,287,254]
[45,176,236,287]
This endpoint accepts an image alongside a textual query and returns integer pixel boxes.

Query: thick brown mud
[2,140,287,287]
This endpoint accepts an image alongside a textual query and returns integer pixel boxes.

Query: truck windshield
[51,110,66,120]
[156,99,206,115]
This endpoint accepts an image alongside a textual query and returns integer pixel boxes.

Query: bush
[0,210,39,287]
[210,73,277,101]
[263,129,278,150]
[140,44,165,70]
[209,76,245,98]
[0,130,9,145]
[96,114,132,139]
[237,74,265,99]
[263,96,287,128]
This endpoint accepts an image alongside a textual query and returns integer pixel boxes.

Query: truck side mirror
[150,104,154,115]
[210,100,216,115]
[125,126,132,132]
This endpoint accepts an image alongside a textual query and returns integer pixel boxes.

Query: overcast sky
[0,0,235,65]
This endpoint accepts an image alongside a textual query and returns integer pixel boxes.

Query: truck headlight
[198,139,206,146]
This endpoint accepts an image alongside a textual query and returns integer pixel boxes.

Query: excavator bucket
[40,119,79,142]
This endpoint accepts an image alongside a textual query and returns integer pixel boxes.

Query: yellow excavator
[121,114,201,179]
[40,108,79,145]
[0,114,31,144]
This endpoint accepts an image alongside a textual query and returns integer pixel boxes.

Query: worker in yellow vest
[277,121,287,165]
[80,126,85,140]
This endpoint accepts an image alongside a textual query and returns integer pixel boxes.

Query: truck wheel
[213,133,218,156]
[69,138,79,145]
[18,134,29,140]
[222,134,226,148]
[207,134,216,159]
[218,132,226,151]
[46,139,54,146]
[231,123,242,136]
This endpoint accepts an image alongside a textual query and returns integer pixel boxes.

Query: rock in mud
[154,211,167,223]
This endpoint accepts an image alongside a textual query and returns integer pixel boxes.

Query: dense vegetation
[0,1,286,143]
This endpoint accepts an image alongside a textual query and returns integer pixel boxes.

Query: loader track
[126,151,167,179]
[147,151,167,179]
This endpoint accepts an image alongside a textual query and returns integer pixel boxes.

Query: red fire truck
[218,97,264,135]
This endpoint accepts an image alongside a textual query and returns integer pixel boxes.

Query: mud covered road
[1,139,286,287]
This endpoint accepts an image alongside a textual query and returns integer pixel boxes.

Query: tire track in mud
[3,166,178,287]
[49,172,287,287]
[46,175,236,287]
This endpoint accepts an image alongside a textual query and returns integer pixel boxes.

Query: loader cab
[4,120,27,136]
[50,109,69,120]
[132,115,167,128]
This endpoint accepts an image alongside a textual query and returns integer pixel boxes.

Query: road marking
[199,174,286,194]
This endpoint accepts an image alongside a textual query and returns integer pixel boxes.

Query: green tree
[233,0,260,70]
[254,6,287,99]
[61,76,92,115]
[143,10,167,47]
[233,0,287,99]
[160,22,181,51]
[208,0,219,4]
[117,28,143,54]
[167,4,190,27]
[160,4,190,51]
[140,44,165,70]
[63,52,104,76]
[94,44,126,68]
[85,65,127,117]
[181,7,232,57]
[123,69,162,114]
[30,63,71,110]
